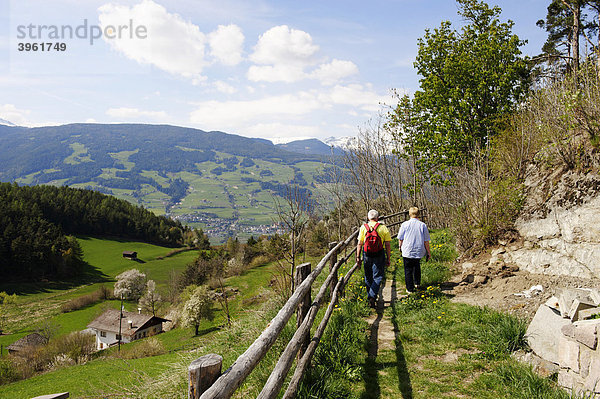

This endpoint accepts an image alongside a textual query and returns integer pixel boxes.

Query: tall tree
[588,0,600,69]
[389,0,530,184]
[537,0,598,72]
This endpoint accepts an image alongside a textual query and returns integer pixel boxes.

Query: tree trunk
[195,324,199,336]
[572,0,580,71]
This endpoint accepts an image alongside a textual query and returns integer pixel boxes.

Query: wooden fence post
[328,242,338,296]
[189,354,223,399]
[295,262,311,358]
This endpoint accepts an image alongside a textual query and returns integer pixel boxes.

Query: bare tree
[271,185,312,295]
[343,116,412,216]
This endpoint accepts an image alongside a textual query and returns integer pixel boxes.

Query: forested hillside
[0,123,335,241]
[0,183,189,281]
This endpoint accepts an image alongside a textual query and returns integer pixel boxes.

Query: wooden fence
[189,210,415,399]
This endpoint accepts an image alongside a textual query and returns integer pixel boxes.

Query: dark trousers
[364,252,385,300]
[403,257,421,291]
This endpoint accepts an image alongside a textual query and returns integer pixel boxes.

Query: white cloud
[321,84,394,112]
[208,24,244,66]
[98,0,207,79]
[243,123,322,143]
[310,59,359,85]
[214,80,237,94]
[250,25,319,65]
[189,92,322,130]
[247,64,306,83]
[0,104,31,126]
[189,85,393,139]
[248,25,319,83]
[106,107,167,120]
[85,118,97,123]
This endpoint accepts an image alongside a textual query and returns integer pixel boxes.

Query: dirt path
[365,280,397,355]
[360,273,413,399]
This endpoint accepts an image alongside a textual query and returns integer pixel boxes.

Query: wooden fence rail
[192,212,414,399]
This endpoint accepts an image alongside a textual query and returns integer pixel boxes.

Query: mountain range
[0,123,345,242]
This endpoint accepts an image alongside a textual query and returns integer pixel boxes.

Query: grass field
[0,237,198,351]
[0,236,323,398]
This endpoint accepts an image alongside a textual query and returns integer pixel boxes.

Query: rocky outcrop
[527,288,600,394]
[504,165,600,278]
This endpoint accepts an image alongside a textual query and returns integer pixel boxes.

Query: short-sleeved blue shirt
[397,218,430,259]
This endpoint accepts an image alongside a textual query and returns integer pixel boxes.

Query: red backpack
[363,223,383,255]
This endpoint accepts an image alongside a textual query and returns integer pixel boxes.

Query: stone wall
[527,288,600,393]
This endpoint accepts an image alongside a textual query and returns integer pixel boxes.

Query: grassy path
[361,270,412,399]
[348,232,573,399]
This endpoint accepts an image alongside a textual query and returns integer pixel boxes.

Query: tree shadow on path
[360,269,413,399]
[391,271,413,398]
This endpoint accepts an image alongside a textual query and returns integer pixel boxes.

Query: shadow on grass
[360,268,413,399]
[196,326,220,337]
[361,290,383,399]
[0,261,110,295]
[391,269,413,399]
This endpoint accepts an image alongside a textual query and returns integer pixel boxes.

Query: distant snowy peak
[0,118,16,126]
[323,136,358,150]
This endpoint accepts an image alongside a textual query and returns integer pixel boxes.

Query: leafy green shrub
[0,358,19,385]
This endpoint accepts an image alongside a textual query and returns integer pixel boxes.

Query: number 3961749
[18,42,67,51]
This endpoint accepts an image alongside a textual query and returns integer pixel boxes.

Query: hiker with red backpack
[356,209,392,308]
[397,207,431,294]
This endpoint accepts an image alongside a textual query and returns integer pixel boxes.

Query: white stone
[461,262,474,273]
[569,299,597,322]
[558,335,580,372]
[590,290,600,306]
[545,296,560,312]
[584,355,600,393]
[559,368,586,392]
[527,304,573,364]
[491,247,506,257]
[574,324,598,349]
[580,347,593,379]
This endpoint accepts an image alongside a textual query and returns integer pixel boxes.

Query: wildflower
[437,316,442,319]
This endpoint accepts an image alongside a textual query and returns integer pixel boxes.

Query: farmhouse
[122,251,137,259]
[87,309,169,350]
[6,333,48,355]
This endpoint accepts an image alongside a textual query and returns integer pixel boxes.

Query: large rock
[585,355,600,392]
[558,335,580,372]
[504,168,600,279]
[527,304,573,363]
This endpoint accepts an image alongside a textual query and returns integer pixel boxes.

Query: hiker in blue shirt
[397,207,431,294]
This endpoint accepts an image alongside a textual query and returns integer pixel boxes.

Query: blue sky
[1,0,549,143]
